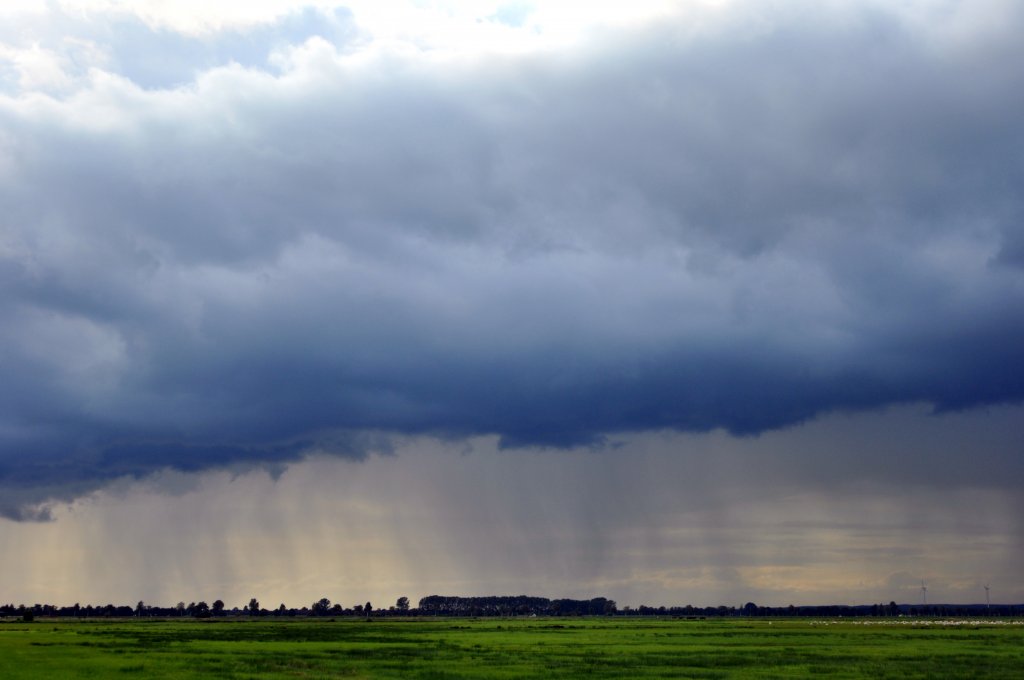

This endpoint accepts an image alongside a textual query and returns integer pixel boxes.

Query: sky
[0,0,1022,609]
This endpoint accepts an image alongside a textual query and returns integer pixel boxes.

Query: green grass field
[1,617,1021,678]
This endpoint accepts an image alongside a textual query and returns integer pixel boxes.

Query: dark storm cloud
[1,1,1023,518]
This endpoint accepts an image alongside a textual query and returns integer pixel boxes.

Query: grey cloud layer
[1,2,1023,518]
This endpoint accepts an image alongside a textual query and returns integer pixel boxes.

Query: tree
[312,598,331,616]
[212,600,225,616]
[175,602,185,617]
[396,596,410,612]
[135,601,145,617]
[193,601,210,618]
[364,601,372,619]
[248,598,260,615]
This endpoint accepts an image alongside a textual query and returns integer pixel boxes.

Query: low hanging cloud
[1,1,1023,519]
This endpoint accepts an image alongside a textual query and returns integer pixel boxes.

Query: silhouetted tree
[365,601,372,618]
[194,601,210,618]
[248,598,260,615]
[312,598,331,616]
[396,596,410,612]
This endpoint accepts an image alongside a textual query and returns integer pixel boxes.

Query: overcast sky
[1,0,1022,608]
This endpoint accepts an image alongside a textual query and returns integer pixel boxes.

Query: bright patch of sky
[0,1,693,95]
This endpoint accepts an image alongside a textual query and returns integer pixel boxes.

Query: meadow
[1,616,1021,678]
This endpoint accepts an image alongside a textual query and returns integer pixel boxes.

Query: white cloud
[55,0,314,34]
[0,42,76,93]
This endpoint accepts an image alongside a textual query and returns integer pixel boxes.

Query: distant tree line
[418,596,617,616]
[0,597,394,620]
[2,598,1021,621]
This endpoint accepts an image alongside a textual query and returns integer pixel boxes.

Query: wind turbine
[921,581,927,607]
[984,584,991,613]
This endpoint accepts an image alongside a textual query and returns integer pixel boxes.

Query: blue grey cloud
[0,1,1022,518]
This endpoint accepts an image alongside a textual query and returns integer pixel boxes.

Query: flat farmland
[1,617,1021,678]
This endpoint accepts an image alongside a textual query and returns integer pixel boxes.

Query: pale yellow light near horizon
[2,405,1020,609]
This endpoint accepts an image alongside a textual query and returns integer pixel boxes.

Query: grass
[0,617,1021,678]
